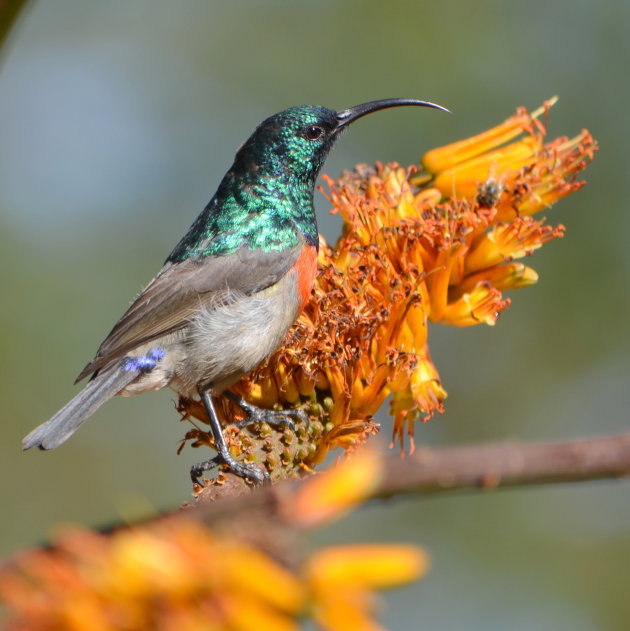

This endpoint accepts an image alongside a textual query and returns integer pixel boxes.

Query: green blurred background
[1,1,629,628]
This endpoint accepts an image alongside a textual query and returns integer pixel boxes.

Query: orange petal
[454,262,538,295]
[312,592,385,631]
[409,358,447,414]
[465,217,564,274]
[221,593,299,631]
[306,544,429,590]
[273,362,300,404]
[434,282,510,327]
[292,451,382,527]
[421,97,557,174]
[433,137,540,199]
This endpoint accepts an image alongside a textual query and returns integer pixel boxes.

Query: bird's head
[233,98,449,185]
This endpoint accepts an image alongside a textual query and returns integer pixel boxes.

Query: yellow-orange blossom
[181,98,596,469]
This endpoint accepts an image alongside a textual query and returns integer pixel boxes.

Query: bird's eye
[305,125,323,140]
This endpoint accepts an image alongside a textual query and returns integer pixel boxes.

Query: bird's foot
[225,392,309,433]
[191,390,309,487]
[193,388,273,487]
[190,454,270,487]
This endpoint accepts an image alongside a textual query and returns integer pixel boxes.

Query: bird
[22,97,449,484]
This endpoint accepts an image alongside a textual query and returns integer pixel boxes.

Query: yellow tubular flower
[464,217,565,275]
[306,544,429,591]
[454,262,538,295]
[178,99,596,481]
[306,542,429,631]
[420,96,558,175]
[433,136,541,199]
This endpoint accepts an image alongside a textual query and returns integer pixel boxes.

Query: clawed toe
[225,392,309,433]
[288,407,310,428]
[190,455,269,486]
[190,457,220,484]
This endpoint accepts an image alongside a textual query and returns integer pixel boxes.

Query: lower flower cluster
[0,455,426,631]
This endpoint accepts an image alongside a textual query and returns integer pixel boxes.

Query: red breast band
[292,244,318,311]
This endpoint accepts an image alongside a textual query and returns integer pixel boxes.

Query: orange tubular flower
[179,99,596,480]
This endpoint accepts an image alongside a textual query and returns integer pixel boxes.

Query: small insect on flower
[476,178,505,208]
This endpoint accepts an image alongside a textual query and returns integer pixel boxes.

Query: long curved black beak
[335,98,450,129]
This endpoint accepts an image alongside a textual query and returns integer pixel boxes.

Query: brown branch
[2,432,629,572]
[191,432,630,529]
[375,432,630,498]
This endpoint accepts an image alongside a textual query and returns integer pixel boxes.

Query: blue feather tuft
[122,348,165,373]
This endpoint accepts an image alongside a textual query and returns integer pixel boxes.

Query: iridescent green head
[233,106,338,184]
[167,98,449,262]
[233,98,450,186]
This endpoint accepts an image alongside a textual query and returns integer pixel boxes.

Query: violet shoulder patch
[121,348,165,373]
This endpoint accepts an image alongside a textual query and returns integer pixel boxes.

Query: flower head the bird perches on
[179,97,597,486]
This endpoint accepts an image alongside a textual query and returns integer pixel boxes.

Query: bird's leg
[190,388,270,485]
[223,391,309,432]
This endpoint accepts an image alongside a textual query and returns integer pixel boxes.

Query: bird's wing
[75,242,304,382]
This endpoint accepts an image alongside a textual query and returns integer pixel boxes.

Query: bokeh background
[1,1,629,628]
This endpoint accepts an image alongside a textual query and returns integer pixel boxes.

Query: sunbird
[23,98,448,483]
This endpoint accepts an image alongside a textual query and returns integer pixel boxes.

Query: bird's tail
[22,367,136,451]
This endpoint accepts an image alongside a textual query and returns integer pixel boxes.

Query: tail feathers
[23,367,137,451]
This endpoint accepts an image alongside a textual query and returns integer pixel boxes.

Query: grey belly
[121,270,301,398]
[178,273,299,393]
